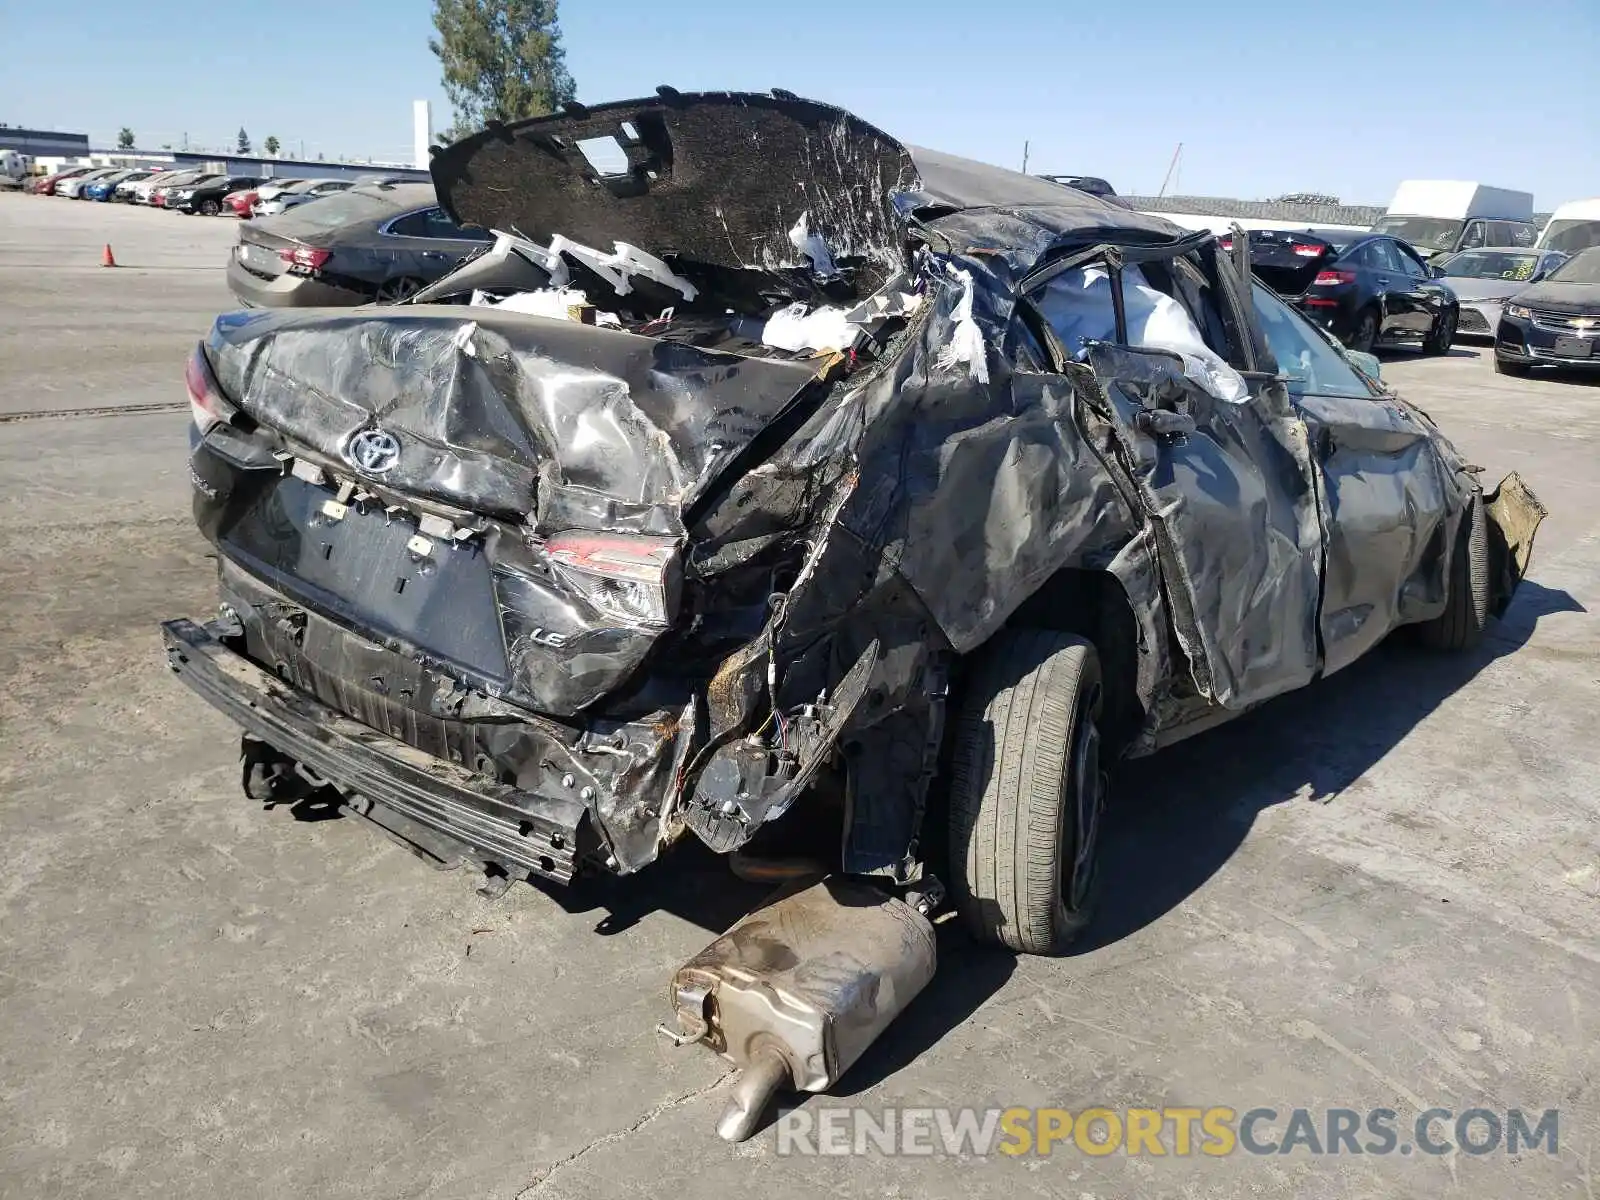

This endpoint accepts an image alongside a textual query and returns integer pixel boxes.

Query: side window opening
[1251,282,1376,400]
[1168,256,1235,364]
[1033,255,1248,402]
[385,210,428,238]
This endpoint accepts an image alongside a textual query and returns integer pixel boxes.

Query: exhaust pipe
[658,876,937,1141]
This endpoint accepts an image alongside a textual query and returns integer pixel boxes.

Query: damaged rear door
[1025,241,1326,710]
[1082,343,1324,708]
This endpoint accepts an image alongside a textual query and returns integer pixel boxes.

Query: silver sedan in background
[1433,247,1570,337]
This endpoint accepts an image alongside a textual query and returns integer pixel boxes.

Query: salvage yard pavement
[1,190,1597,1199]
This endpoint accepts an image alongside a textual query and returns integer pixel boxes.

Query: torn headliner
[430,91,917,295]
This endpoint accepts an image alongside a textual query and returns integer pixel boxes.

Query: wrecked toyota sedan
[162,91,1543,957]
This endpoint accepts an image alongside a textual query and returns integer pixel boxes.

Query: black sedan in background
[1235,229,1459,354]
[173,174,264,216]
[227,183,494,307]
[1495,247,1600,375]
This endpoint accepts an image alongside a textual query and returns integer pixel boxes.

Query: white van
[1372,180,1537,257]
[1538,199,1600,255]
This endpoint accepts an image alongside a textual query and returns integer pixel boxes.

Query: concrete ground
[1,192,1596,1199]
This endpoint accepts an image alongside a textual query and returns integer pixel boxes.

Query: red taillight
[542,531,681,627]
[1292,243,1325,257]
[185,348,237,432]
[1218,237,1234,251]
[1313,269,1357,286]
[280,246,331,271]
[546,532,674,580]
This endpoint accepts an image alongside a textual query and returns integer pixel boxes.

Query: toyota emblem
[346,427,402,473]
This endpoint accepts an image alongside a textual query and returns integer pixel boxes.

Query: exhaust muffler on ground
[658,876,938,1141]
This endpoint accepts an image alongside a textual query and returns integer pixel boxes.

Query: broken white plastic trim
[548,235,627,294]
[487,229,699,308]
[546,236,699,301]
[491,230,571,289]
[608,243,698,300]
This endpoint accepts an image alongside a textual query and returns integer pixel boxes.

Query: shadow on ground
[1077,578,1581,951]
[1376,346,1479,362]
[840,578,1580,1102]
[1543,367,1600,387]
[270,580,1579,1111]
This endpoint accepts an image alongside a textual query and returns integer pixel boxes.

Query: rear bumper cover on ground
[160,617,587,882]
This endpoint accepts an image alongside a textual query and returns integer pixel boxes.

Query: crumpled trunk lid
[204,305,829,527]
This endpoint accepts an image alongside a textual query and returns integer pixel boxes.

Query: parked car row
[26,164,412,219]
[1227,199,1598,377]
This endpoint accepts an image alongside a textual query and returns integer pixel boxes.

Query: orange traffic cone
[101,243,117,268]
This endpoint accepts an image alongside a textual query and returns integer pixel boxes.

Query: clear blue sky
[3,0,1596,207]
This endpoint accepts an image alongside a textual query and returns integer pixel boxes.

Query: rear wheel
[1414,490,1489,651]
[1347,309,1379,354]
[1423,308,1457,356]
[1494,355,1531,377]
[200,198,221,216]
[375,276,424,304]
[947,630,1106,954]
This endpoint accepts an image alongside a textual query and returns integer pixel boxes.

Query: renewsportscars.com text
[775,1105,1559,1158]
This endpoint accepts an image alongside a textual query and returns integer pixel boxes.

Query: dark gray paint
[175,92,1539,883]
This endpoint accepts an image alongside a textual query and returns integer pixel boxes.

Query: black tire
[1494,355,1531,377]
[1347,309,1378,354]
[1414,490,1490,651]
[947,630,1106,954]
[375,276,424,304]
[200,198,221,216]
[1423,308,1457,356]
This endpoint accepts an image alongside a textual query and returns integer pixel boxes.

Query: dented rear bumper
[161,617,607,883]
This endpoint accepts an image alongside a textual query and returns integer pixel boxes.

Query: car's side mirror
[1429,264,1446,279]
